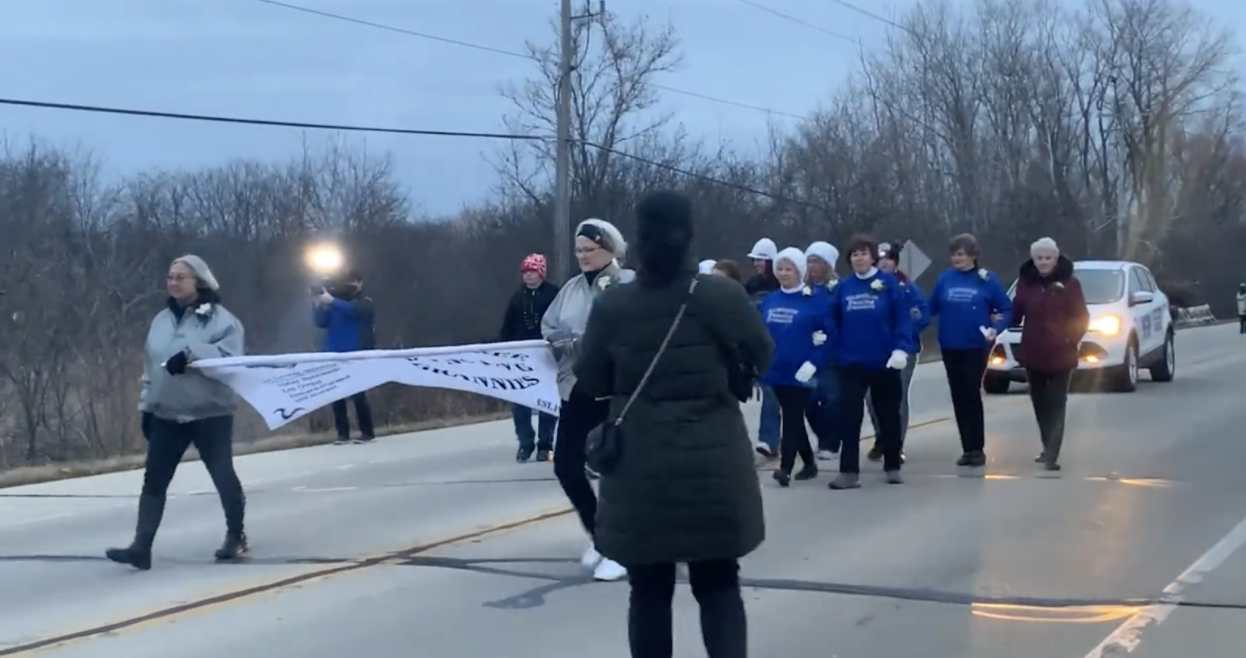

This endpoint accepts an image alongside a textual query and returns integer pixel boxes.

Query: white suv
[984,260,1175,394]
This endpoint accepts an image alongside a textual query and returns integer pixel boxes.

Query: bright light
[1083,355,1100,363]
[1089,315,1121,336]
[305,243,343,275]
[990,356,1005,365]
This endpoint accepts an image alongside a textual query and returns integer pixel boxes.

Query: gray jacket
[139,302,245,423]
[541,262,635,400]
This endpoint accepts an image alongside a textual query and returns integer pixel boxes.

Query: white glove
[812,330,827,346]
[794,361,817,383]
[980,326,997,342]
[886,350,908,370]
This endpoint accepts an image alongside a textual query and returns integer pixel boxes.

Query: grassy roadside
[0,411,508,490]
[0,318,1226,490]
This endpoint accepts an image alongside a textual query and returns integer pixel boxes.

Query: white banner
[193,340,561,430]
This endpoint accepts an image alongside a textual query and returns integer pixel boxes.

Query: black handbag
[585,278,697,474]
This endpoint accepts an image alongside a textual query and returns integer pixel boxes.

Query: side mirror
[1130,291,1155,306]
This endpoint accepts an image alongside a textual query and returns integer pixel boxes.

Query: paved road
[1,323,1244,658]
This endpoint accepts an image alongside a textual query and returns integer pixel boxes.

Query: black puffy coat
[574,262,773,566]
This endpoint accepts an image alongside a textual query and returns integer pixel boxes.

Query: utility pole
[553,0,573,284]
[553,0,604,283]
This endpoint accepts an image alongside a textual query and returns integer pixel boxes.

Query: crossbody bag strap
[612,277,698,426]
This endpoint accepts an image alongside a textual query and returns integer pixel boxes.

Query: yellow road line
[0,506,574,656]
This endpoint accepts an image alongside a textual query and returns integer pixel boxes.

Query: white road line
[1081,512,1246,657]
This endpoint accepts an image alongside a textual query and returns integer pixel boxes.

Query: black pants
[1239,315,1245,334]
[332,392,374,439]
[627,559,747,658]
[942,348,989,454]
[139,415,245,545]
[772,385,814,474]
[555,386,609,536]
[838,365,904,472]
[1026,368,1072,463]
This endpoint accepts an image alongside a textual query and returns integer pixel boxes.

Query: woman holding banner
[106,255,248,571]
[542,218,634,582]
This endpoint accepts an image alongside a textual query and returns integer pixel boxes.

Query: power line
[0,98,541,141]
[731,0,856,43]
[821,0,909,32]
[580,140,828,214]
[0,94,827,213]
[249,0,804,120]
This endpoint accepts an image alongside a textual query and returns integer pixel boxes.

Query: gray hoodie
[541,261,635,400]
[139,301,245,422]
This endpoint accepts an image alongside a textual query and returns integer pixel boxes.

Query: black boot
[105,493,165,571]
[535,449,551,462]
[215,532,250,561]
[516,446,535,463]
[793,463,818,481]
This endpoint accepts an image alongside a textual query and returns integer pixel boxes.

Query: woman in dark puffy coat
[575,190,772,658]
[1010,237,1089,470]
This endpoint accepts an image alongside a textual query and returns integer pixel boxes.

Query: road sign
[899,240,931,280]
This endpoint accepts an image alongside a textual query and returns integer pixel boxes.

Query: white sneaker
[593,558,627,581]
[580,545,603,568]
[817,449,836,461]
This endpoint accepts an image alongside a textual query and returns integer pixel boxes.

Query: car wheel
[982,373,1010,394]
[1150,331,1175,382]
[1111,339,1139,392]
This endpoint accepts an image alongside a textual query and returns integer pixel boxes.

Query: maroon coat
[1012,256,1090,373]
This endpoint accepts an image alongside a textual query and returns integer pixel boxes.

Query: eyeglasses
[166,274,194,282]
[574,246,602,256]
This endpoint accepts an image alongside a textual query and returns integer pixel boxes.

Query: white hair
[1030,237,1059,258]
[171,254,220,291]
[576,218,628,259]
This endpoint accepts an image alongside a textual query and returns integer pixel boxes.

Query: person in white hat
[803,241,842,461]
[743,237,781,457]
[698,259,717,274]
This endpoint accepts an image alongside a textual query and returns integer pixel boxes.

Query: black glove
[165,350,189,375]
[141,412,153,442]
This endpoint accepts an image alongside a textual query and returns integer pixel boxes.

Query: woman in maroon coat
[1011,238,1089,471]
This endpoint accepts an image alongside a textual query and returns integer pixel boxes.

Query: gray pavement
[2,323,1245,657]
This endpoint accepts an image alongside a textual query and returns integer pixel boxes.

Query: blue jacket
[314,293,376,352]
[759,287,832,387]
[928,267,1012,351]
[901,279,931,352]
[826,271,916,369]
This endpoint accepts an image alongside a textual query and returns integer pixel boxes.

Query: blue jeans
[512,404,556,451]
[758,385,780,450]
[808,366,842,452]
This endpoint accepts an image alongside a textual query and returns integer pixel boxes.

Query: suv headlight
[1089,315,1121,336]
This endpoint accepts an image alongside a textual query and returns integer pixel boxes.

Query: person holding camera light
[313,269,377,445]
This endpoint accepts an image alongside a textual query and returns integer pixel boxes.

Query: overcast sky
[1,0,1240,216]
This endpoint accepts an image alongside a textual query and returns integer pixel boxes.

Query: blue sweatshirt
[928,267,1012,351]
[313,294,376,352]
[902,279,931,352]
[826,271,916,369]
[759,287,832,387]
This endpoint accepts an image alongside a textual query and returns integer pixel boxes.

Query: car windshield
[1074,269,1125,304]
[1006,268,1124,305]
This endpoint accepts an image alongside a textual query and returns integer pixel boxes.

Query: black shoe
[1044,462,1061,472]
[1035,453,1047,463]
[899,452,906,465]
[214,533,250,561]
[867,447,883,462]
[773,470,791,487]
[956,453,974,466]
[516,446,535,463]
[535,449,552,462]
[353,436,375,445]
[755,443,775,459]
[971,451,987,467]
[333,436,350,445]
[105,543,152,571]
[794,464,818,481]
